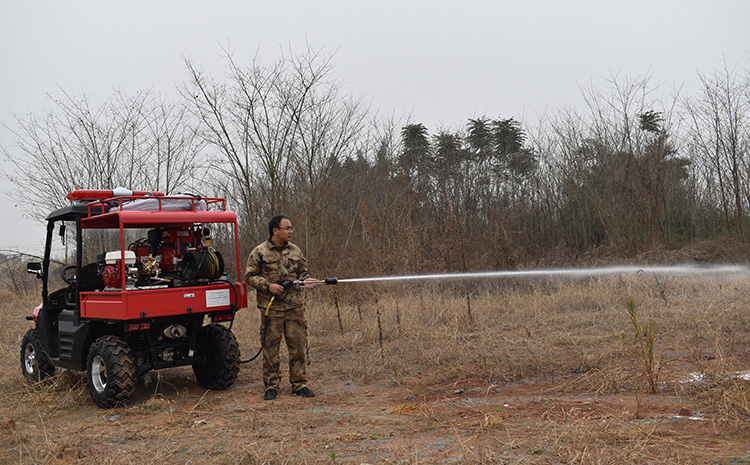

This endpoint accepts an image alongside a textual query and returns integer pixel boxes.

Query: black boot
[292,387,315,397]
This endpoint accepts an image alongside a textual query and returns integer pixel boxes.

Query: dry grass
[2,273,750,463]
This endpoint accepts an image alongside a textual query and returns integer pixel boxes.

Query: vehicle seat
[78,262,104,292]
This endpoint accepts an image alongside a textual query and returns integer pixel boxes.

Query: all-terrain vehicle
[21,188,248,408]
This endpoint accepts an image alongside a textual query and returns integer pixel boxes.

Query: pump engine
[98,225,224,289]
[99,250,138,288]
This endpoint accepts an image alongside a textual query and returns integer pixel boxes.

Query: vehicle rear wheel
[192,324,240,390]
[21,329,55,382]
[86,336,136,408]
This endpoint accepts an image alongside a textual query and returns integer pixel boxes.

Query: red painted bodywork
[79,283,247,320]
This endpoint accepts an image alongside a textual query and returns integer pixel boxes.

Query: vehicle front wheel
[192,324,240,390]
[86,336,136,408]
[21,328,55,382]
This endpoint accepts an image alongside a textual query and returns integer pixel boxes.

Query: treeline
[3,50,749,277]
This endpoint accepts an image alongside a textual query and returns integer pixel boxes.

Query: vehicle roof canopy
[47,194,237,228]
[81,210,238,229]
[46,203,106,222]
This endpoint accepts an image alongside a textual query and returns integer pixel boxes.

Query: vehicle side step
[59,333,74,359]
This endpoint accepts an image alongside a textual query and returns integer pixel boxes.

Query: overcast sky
[1,0,748,254]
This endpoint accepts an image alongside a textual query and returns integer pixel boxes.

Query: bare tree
[684,59,750,237]
[290,79,368,258]
[182,47,337,243]
[547,74,686,252]
[2,88,206,221]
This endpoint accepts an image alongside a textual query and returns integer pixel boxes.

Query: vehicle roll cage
[40,193,243,321]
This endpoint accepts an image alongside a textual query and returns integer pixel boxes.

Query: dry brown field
[2,270,750,464]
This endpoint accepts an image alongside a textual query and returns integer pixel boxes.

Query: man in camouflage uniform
[245,215,316,400]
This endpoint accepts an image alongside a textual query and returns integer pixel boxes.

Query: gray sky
[1,0,748,254]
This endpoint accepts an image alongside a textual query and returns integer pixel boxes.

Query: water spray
[294,264,750,288]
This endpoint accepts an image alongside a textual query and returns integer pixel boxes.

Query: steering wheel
[62,265,77,284]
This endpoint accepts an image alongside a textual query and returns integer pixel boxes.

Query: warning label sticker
[206,289,230,308]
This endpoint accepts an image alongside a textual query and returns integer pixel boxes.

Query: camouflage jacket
[244,239,310,311]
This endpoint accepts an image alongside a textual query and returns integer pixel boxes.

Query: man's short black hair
[269,215,289,237]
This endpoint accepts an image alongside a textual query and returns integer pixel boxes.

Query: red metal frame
[76,193,247,320]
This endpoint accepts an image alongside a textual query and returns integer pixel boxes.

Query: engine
[99,250,138,288]
[98,226,224,289]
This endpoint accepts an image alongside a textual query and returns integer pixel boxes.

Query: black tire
[86,336,136,408]
[192,324,240,390]
[20,328,55,382]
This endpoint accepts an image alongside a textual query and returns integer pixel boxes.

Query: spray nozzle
[289,277,338,286]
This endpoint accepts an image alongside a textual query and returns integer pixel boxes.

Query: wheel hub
[24,343,37,375]
[90,355,108,393]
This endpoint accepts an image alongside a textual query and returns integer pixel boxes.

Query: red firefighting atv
[21,189,248,408]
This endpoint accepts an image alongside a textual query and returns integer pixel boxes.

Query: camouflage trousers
[259,306,309,392]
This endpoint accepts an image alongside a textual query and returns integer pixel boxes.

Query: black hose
[240,344,264,363]
[234,281,295,364]
[209,278,264,364]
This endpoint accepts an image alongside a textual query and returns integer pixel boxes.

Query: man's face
[274,218,293,244]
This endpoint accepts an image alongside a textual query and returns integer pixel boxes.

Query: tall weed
[623,297,661,393]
